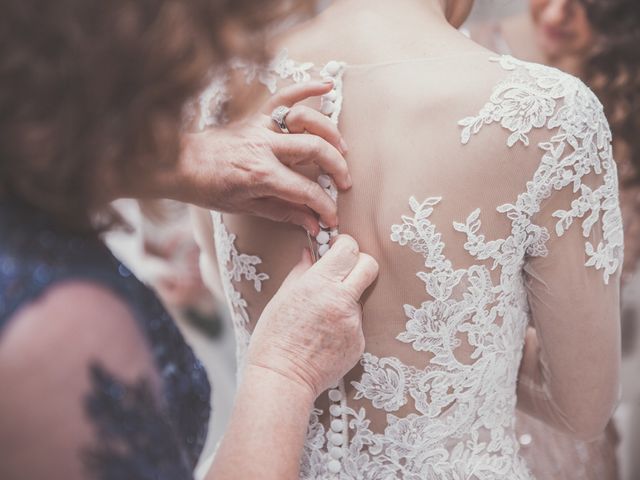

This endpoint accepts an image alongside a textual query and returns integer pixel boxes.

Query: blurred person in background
[0,1,380,479]
[471,0,640,478]
[106,199,223,334]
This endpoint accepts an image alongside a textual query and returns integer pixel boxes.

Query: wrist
[242,363,317,407]
[128,131,213,204]
[154,133,199,203]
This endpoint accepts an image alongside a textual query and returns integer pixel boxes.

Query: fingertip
[340,139,349,155]
[304,218,320,237]
[307,80,334,95]
[362,254,380,281]
[338,173,353,191]
[319,212,339,230]
[333,234,359,256]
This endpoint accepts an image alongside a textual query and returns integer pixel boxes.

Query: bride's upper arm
[518,79,623,439]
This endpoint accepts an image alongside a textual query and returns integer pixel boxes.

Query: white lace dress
[193,51,623,479]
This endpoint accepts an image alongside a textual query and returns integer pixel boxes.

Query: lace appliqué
[460,56,623,283]
[211,212,269,370]
[196,72,230,130]
[332,194,531,479]
[232,49,314,94]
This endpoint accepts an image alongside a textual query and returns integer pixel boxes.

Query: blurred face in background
[447,0,475,28]
[530,0,594,58]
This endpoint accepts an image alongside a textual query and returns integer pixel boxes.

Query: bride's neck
[280,0,476,65]
[326,0,448,23]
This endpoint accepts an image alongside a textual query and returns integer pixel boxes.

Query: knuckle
[341,282,361,305]
[302,270,333,291]
[248,161,272,186]
[289,105,306,122]
[304,181,324,201]
[335,234,359,257]
[362,253,380,276]
[275,209,292,223]
[308,136,325,157]
[347,314,364,338]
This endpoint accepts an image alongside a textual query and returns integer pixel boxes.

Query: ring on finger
[271,105,291,134]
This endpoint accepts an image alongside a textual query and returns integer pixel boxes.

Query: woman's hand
[246,235,379,399]
[173,81,350,235]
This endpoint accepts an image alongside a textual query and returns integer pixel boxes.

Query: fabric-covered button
[316,231,330,245]
[321,100,335,115]
[519,434,532,446]
[323,89,338,102]
[325,61,341,76]
[328,389,342,402]
[328,459,342,474]
[330,447,344,459]
[318,174,332,188]
[329,404,342,417]
[318,244,330,257]
[330,433,344,446]
[331,419,344,432]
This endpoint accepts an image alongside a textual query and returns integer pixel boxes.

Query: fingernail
[322,78,335,86]
[346,173,353,188]
[340,138,349,154]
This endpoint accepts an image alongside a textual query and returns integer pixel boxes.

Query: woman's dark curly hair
[580,0,640,184]
[0,0,306,231]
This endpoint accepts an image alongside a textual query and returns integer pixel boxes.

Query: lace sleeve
[516,77,624,440]
[0,282,194,480]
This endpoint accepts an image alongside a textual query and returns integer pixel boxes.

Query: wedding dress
[192,49,623,479]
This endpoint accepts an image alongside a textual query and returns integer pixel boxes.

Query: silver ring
[271,105,291,133]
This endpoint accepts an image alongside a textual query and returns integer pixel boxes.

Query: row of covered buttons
[327,387,346,474]
[316,174,338,257]
[320,61,342,116]
[317,59,347,475]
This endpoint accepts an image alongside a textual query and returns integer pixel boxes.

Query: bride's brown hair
[580,0,640,184]
[0,0,309,231]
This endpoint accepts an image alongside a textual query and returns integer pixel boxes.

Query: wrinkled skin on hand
[247,235,379,399]
[177,81,351,235]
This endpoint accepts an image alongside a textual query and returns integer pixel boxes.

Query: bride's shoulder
[456,54,609,147]
[449,52,598,105]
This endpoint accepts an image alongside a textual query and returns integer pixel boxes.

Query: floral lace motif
[459,56,622,283]
[196,72,230,130]
[312,191,532,479]
[232,49,315,94]
[211,212,269,371]
[204,54,622,479]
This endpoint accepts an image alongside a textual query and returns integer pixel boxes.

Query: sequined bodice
[0,201,210,479]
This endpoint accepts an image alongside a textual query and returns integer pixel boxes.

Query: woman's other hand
[246,235,378,399]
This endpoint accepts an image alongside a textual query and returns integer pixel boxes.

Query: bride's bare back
[194,1,622,478]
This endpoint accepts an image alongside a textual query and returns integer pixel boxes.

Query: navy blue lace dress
[0,201,211,480]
